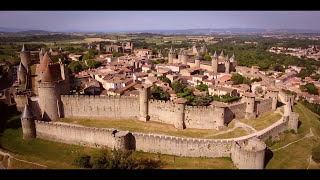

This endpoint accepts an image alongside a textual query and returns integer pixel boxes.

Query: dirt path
[272,128,314,152]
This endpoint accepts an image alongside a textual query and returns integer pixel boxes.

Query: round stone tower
[211,51,218,73]
[20,44,31,72]
[225,55,230,74]
[194,51,202,68]
[168,47,176,64]
[38,63,63,121]
[211,101,227,130]
[231,137,266,169]
[39,48,46,62]
[242,93,256,119]
[178,50,182,63]
[21,102,36,139]
[139,85,150,122]
[37,52,54,81]
[173,98,187,129]
[266,88,279,111]
[112,131,131,150]
[230,53,237,71]
[181,50,188,65]
[17,62,27,85]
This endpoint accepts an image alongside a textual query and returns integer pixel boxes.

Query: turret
[17,62,27,85]
[194,51,202,68]
[139,85,150,121]
[211,51,218,73]
[225,55,230,74]
[39,48,46,62]
[211,101,227,130]
[218,51,224,59]
[178,50,183,63]
[168,47,176,64]
[181,50,188,65]
[173,98,187,129]
[242,93,256,119]
[158,49,163,58]
[230,53,237,71]
[265,88,279,111]
[37,52,54,80]
[231,137,266,169]
[20,44,31,72]
[21,102,36,139]
[38,63,63,121]
[200,45,207,54]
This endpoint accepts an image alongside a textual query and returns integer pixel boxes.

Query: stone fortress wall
[60,95,139,119]
[57,90,274,130]
[21,89,299,169]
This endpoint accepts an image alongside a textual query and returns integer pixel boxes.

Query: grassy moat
[56,117,249,139]
[0,103,320,169]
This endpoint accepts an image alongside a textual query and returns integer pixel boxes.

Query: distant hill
[120,28,320,35]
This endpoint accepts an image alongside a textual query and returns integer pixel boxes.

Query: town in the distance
[0,28,320,170]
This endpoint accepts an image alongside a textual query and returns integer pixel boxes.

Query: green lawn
[238,111,282,131]
[56,117,244,139]
[265,102,320,169]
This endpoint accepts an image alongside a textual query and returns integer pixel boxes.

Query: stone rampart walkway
[0,149,47,169]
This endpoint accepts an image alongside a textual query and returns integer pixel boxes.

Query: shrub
[72,155,92,168]
[265,136,276,147]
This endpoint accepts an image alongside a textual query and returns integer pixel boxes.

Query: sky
[0,11,320,32]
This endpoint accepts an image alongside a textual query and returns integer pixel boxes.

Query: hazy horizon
[1,11,320,32]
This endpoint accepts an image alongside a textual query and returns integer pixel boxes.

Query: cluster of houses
[269,45,320,60]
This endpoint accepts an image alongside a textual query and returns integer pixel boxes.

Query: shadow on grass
[264,148,274,168]
[0,103,21,134]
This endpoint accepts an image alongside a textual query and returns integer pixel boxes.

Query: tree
[150,85,169,100]
[204,55,212,61]
[69,61,82,73]
[159,76,171,85]
[191,94,213,106]
[171,81,186,94]
[255,86,263,94]
[231,73,245,85]
[177,87,195,105]
[86,60,101,69]
[196,83,208,92]
[300,83,319,95]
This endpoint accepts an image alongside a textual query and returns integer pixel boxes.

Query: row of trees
[231,73,262,85]
[150,80,242,106]
[68,59,101,73]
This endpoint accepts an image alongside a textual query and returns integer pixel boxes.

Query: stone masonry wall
[60,95,139,119]
[35,120,117,148]
[148,100,176,124]
[256,98,273,115]
[225,102,247,122]
[184,105,221,129]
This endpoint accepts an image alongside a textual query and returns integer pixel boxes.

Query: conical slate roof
[21,44,26,52]
[225,55,229,61]
[18,62,27,72]
[169,47,175,53]
[231,53,235,59]
[42,63,63,82]
[38,53,54,71]
[22,103,33,119]
[49,48,53,53]
[213,51,217,58]
[220,51,224,57]
[39,48,46,55]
